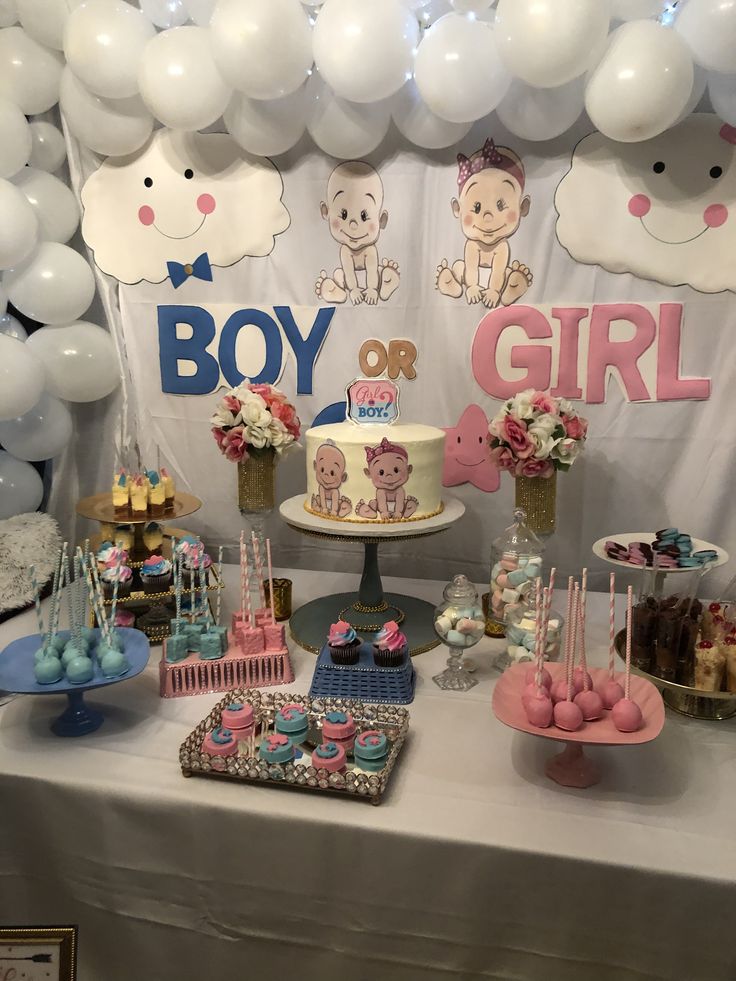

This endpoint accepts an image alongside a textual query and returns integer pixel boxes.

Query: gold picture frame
[0,926,77,980]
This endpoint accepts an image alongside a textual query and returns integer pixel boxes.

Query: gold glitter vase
[514,470,557,536]
[238,447,276,512]
[264,577,292,621]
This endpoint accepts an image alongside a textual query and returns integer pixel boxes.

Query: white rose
[552,437,581,463]
[512,391,535,420]
[243,424,268,449]
[528,428,559,459]
[557,398,574,415]
[267,419,288,448]
[241,400,270,428]
[529,412,557,438]
[210,406,241,428]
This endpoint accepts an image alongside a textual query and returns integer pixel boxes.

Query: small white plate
[592,532,728,574]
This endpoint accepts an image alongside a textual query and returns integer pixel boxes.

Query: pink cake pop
[525,665,552,690]
[551,578,577,704]
[572,586,603,721]
[553,582,583,732]
[601,571,625,709]
[612,585,643,732]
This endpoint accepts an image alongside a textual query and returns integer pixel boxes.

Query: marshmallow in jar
[489,508,545,626]
[434,574,486,649]
[503,603,564,667]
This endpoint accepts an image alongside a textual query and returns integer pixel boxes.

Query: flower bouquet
[211,383,300,512]
[488,390,588,535]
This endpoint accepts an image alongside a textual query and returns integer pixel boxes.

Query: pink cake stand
[492,662,665,788]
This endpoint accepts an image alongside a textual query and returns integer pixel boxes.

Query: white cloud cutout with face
[555,114,736,294]
[81,129,290,286]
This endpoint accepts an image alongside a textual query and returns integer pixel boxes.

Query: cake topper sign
[346,378,400,425]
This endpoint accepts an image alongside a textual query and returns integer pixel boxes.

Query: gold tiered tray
[76,492,202,562]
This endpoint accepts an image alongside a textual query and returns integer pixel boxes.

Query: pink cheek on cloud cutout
[138,205,155,226]
[197,193,216,215]
[628,194,651,218]
[704,203,728,228]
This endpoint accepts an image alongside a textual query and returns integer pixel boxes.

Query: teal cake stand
[279,495,465,656]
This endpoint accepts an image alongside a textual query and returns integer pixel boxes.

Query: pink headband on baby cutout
[457,138,526,193]
[365,437,408,464]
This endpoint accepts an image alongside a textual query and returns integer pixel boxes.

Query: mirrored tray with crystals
[180,689,410,806]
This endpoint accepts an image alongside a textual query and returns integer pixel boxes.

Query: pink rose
[520,458,555,478]
[501,415,535,460]
[531,392,557,415]
[271,399,300,437]
[212,427,227,451]
[249,383,273,398]
[490,445,516,472]
[562,414,587,440]
[222,425,249,462]
[222,394,241,414]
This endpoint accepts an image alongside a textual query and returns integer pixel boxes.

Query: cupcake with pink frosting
[373,620,407,666]
[328,620,360,664]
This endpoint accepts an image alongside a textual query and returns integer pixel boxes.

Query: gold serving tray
[76,491,201,526]
[180,689,410,806]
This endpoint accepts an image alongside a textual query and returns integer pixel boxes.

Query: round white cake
[304,422,446,523]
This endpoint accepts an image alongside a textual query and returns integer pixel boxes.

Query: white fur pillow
[0,512,62,614]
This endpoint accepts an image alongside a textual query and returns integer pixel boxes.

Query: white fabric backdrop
[52,116,736,595]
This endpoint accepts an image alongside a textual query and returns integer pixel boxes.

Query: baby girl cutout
[315,161,400,306]
[436,138,533,308]
[356,438,418,520]
[311,440,353,518]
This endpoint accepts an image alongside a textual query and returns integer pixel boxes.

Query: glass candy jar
[432,574,486,692]
[489,509,545,631]
[497,599,564,671]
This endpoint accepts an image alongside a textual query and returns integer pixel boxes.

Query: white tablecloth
[1,567,734,981]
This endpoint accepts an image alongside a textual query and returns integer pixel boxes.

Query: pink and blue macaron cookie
[353,729,389,772]
[259,732,296,764]
[202,725,238,758]
[275,703,309,744]
[322,710,356,752]
[221,701,255,739]
[311,741,347,773]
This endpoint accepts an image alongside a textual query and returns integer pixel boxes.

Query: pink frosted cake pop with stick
[553,583,583,732]
[523,582,553,728]
[573,586,603,721]
[601,571,625,709]
[524,567,555,691]
[612,585,643,732]
[573,568,593,693]
[551,577,575,704]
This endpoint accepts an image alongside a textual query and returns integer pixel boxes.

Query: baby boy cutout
[555,114,736,294]
[81,129,290,286]
[315,161,400,306]
[436,138,533,309]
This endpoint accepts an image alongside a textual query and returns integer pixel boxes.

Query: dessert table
[1,566,734,981]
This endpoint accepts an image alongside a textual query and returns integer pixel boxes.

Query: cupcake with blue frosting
[328,620,360,664]
[140,554,172,593]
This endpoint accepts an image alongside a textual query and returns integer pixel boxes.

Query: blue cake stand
[0,628,150,736]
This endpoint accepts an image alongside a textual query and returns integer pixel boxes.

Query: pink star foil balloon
[442,404,500,492]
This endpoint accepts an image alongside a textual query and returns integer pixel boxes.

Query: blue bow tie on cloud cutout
[167,252,213,288]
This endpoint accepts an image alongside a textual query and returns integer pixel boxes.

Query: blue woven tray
[309,642,415,705]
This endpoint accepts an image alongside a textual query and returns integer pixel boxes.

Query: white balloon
[313,0,418,103]
[414,14,510,123]
[0,179,38,270]
[210,0,312,100]
[5,243,95,324]
[224,86,307,156]
[416,0,452,25]
[0,450,43,518]
[709,71,736,126]
[64,0,156,99]
[28,121,66,173]
[0,335,44,420]
[391,78,472,148]
[496,75,585,142]
[0,98,31,178]
[677,61,707,121]
[138,26,230,130]
[0,392,72,461]
[139,0,188,29]
[0,314,26,341]
[0,27,63,114]
[12,168,79,244]
[183,0,215,24]
[17,0,69,49]
[675,0,736,74]
[60,67,153,157]
[306,72,391,158]
[26,321,120,402]
[585,21,693,143]
[451,0,491,11]
[0,1,17,27]
[611,0,663,19]
[496,0,610,88]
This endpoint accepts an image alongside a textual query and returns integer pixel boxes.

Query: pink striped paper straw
[539,585,552,664]
[243,539,254,628]
[577,588,591,691]
[625,585,633,699]
[239,531,246,618]
[564,574,574,678]
[252,532,265,607]
[266,538,275,626]
[609,572,616,680]
[567,582,579,702]
[533,577,542,689]
[547,566,556,600]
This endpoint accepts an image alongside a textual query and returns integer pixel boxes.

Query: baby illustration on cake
[356,437,417,520]
[315,161,400,306]
[311,440,353,518]
[436,137,533,308]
